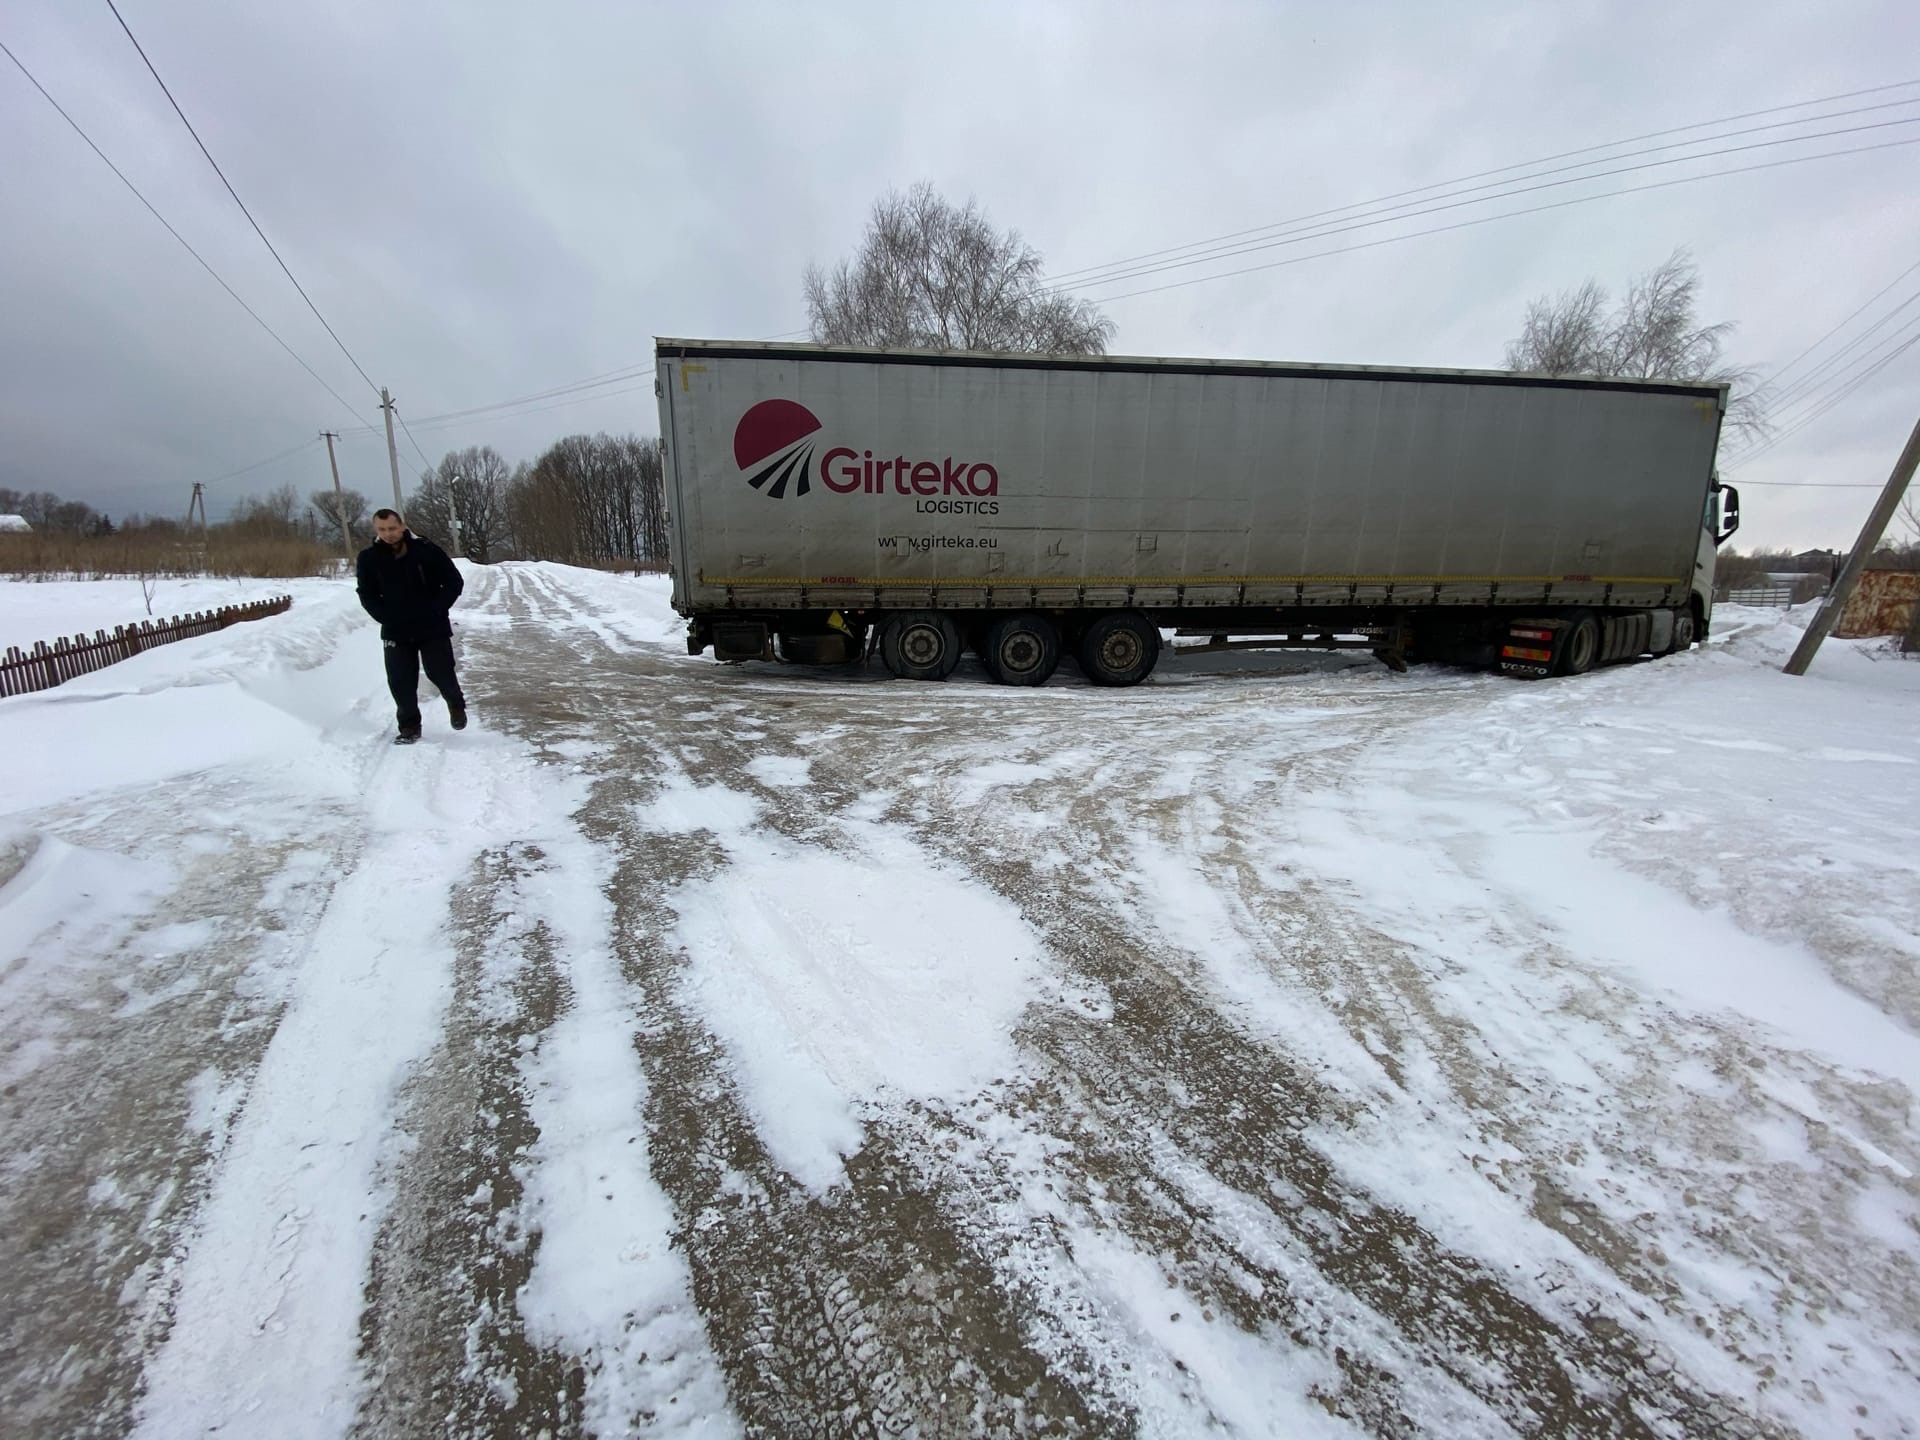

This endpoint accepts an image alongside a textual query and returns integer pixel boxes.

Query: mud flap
[1499,619,1562,679]
[713,621,773,663]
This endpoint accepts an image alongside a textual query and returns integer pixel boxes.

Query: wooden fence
[1,595,292,699]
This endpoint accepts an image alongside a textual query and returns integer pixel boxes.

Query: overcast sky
[3,0,1916,549]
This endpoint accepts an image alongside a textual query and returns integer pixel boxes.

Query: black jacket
[356,533,463,640]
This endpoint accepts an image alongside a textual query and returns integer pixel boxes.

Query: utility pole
[320,431,354,569]
[185,481,208,540]
[379,387,405,512]
[1784,412,1920,676]
[448,472,465,559]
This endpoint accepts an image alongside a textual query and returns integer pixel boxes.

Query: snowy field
[0,574,337,656]
[2,563,1917,1439]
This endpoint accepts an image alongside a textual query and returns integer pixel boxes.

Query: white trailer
[656,339,1738,684]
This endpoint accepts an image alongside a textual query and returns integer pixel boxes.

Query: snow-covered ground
[2,566,1916,1439]
[0,574,336,655]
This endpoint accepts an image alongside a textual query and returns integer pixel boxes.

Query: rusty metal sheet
[1834,569,1920,639]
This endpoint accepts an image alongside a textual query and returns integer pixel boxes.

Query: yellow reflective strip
[702,572,1682,589]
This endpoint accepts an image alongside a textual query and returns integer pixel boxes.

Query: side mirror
[1716,483,1741,544]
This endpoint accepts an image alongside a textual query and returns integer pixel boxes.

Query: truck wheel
[1557,613,1601,676]
[879,611,962,681]
[1665,606,1697,655]
[985,614,1060,686]
[1078,612,1160,687]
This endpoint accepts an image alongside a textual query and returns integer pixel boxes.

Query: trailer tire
[1078,612,1160,687]
[984,614,1060,686]
[1558,613,1601,676]
[879,611,962,681]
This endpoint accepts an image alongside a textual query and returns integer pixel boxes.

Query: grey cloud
[2,0,1915,547]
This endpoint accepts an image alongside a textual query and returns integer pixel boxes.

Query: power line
[1071,120,1920,299]
[1075,136,1920,306]
[357,120,1911,442]
[1053,93,1920,292]
[390,373,660,437]
[0,36,366,424]
[341,331,808,439]
[104,0,381,397]
[1742,289,1920,420]
[1737,323,1920,461]
[1714,261,1920,472]
[201,436,320,485]
[396,410,435,471]
[1736,302,1920,446]
[1748,258,1920,399]
[1044,79,1920,289]
[1743,284,1920,414]
[1739,479,1887,488]
[346,363,657,434]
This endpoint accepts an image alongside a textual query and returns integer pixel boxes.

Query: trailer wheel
[984,614,1060,686]
[1078,612,1160,687]
[1557,613,1601,676]
[879,611,962,681]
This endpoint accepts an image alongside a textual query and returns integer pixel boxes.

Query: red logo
[732,400,1000,504]
[734,399,822,499]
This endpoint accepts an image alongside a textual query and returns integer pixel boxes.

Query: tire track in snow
[348,841,586,1440]
[505,565,1752,1434]
[576,761,1118,1437]
[341,570,736,1438]
[0,783,362,1438]
[470,580,1127,1436]
[833,679,1786,1437]
[127,731,538,1437]
[403,565,1856,1436]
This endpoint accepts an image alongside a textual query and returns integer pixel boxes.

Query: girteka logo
[733,400,1000,502]
[733,399,822,499]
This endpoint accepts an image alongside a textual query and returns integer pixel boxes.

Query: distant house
[0,515,30,534]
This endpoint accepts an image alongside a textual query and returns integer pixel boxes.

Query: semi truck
[654,338,1740,685]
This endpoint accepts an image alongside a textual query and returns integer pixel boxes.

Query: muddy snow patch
[670,822,1047,1191]
[636,772,764,835]
[745,754,812,789]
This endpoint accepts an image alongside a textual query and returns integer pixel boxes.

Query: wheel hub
[1001,634,1041,673]
[901,625,943,666]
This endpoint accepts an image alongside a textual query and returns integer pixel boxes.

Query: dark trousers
[383,634,465,727]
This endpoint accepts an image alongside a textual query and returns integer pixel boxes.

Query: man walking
[356,508,468,744]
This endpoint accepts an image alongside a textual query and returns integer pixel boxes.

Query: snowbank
[0,574,346,656]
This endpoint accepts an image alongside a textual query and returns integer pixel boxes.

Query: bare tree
[407,446,515,561]
[45,499,99,534]
[451,447,513,563]
[7,491,62,528]
[501,434,667,565]
[230,484,303,536]
[308,487,369,549]
[805,183,1115,354]
[505,454,577,563]
[1506,280,1607,377]
[1505,249,1763,436]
